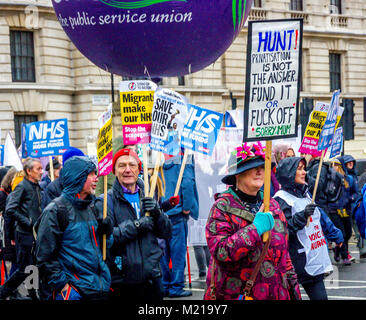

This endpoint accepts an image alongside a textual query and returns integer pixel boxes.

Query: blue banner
[0,145,3,166]
[329,127,343,159]
[22,118,70,158]
[180,104,223,156]
[318,90,341,151]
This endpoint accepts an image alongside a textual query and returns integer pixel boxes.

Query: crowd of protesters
[0,138,365,301]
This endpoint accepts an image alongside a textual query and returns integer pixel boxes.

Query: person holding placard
[274,157,343,300]
[101,148,172,301]
[204,143,301,300]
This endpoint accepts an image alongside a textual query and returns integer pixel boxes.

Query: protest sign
[97,104,113,176]
[318,90,341,151]
[243,19,303,141]
[149,87,188,155]
[329,127,343,159]
[4,132,22,171]
[0,145,3,166]
[22,118,69,158]
[243,19,303,242]
[181,104,223,156]
[119,80,157,145]
[298,101,343,157]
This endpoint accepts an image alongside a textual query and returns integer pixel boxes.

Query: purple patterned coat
[204,189,301,300]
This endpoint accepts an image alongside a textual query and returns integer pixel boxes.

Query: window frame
[14,114,38,148]
[10,30,36,83]
[290,0,303,11]
[330,0,342,14]
[329,52,342,92]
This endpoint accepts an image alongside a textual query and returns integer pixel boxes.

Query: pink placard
[123,124,152,145]
[98,151,113,176]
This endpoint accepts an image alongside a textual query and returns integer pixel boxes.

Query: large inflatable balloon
[51,0,252,77]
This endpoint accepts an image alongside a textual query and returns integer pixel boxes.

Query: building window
[10,30,36,82]
[178,76,185,86]
[252,0,262,8]
[329,53,341,92]
[290,0,303,11]
[14,114,38,148]
[330,0,341,14]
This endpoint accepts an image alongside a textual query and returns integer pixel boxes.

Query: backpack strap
[53,197,70,233]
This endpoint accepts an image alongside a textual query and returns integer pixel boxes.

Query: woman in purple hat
[204,142,301,300]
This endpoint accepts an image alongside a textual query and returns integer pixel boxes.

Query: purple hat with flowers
[222,142,266,185]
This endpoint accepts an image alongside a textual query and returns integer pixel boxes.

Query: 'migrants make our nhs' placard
[243,19,303,142]
[22,118,70,158]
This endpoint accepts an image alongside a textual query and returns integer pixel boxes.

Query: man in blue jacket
[160,150,199,298]
[36,156,112,300]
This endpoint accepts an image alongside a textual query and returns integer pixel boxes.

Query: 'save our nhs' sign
[22,118,70,158]
[180,104,223,156]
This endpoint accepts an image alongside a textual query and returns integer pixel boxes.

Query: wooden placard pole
[262,140,272,243]
[102,175,108,260]
[49,156,54,182]
[142,144,150,196]
[307,148,326,227]
[149,151,162,198]
[174,151,189,197]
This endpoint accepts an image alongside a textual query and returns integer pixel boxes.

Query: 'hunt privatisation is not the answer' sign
[243,19,303,142]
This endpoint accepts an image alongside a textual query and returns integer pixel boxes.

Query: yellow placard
[120,91,154,125]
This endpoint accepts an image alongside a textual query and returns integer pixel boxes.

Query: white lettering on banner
[185,108,220,134]
[29,120,65,141]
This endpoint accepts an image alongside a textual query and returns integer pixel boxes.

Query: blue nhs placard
[181,104,223,156]
[22,118,70,158]
[318,90,340,151]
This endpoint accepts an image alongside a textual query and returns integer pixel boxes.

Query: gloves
[134,216,154,233]
[97,216,113,237]
[304,204,316,218]
[169,195,180,207]
[141,197,161,219]
[252,212,274,236]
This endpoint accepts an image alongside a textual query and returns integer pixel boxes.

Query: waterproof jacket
[337,156,359,209]
[274,157,343,284]
[5,177,42,234]
[36,156,111,299]
[204,188,301,300]
[101,178,172,286]
[161,153,199,220]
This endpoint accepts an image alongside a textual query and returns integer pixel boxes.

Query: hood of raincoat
[276,156,308,196]
[61,156,97,204]
[340,155,357,176]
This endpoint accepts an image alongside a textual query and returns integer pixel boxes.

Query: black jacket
[306,159,330,214]
[97,178,172,286]
[5,177,42,234]
[41,178,63,210]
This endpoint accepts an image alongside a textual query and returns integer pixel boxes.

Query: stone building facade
[0,0,365,158]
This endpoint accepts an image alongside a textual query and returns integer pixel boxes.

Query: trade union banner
[243,19,303,141]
